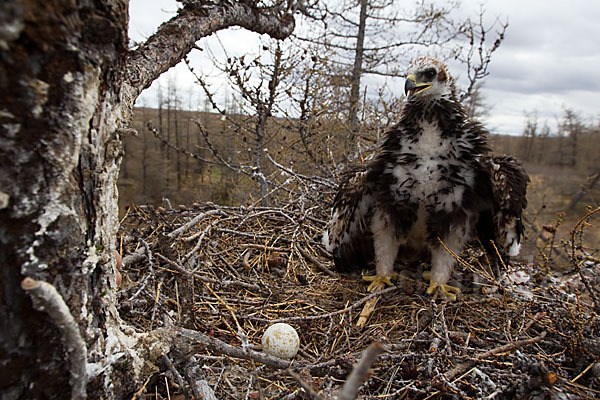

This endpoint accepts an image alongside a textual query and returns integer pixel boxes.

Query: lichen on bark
[0,0,295,398]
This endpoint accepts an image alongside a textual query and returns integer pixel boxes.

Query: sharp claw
[362,273,397,292]
[439,284,460,301]
[422,271,460,301]
[426,279,439,295]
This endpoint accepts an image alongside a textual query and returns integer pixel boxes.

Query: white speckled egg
[261,323,299,360]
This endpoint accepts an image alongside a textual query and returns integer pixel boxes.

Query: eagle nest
[117,199,600,399]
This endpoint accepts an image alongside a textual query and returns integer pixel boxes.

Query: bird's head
[404,57,456,100]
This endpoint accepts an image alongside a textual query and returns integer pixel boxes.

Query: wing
[476,154,529,260]
[488,154,529,256]
[323,164,375,272]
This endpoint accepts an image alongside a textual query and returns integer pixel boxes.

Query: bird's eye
[423,68,436,81]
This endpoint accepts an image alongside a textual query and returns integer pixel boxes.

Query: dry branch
[165,326,299,370]
[338,342,384,400]
[21,278,87,400]
[445,332,547,382]
[570,206,600,310]
[125,1,295,100]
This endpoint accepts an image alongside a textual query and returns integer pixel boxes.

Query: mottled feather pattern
[483,155,530,255]
[324,58,529,290]
[324,165,375,271]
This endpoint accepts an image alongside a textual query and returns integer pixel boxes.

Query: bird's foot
[422,271,460,301]
[362,273,397,292]
[357,273,397,328]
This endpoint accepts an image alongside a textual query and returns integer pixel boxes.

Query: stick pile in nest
[117,201,600,399]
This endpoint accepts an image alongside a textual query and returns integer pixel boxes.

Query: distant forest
[119,105,600,210]
[118,102,600,268]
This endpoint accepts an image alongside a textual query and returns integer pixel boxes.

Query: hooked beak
[405,74,432,97]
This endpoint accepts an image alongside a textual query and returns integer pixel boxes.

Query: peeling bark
[0,0,294,398]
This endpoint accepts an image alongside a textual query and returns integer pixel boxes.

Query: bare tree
[535,120,551,164]
[0,1,295,398]
[462,82,490,121]
[297,0,506,136]
[456,8,508,103]
[521,110,538,162]
[187,38,301,205]
[296,0,460,135]
[560,107,583,168]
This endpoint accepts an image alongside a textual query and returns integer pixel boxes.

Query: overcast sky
[129,0,600,135]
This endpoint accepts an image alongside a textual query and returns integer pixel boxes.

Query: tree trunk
[1,1,131,397]
[0,1,294,398]
[348,0,368,138]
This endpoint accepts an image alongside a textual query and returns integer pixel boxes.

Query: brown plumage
[323,57,530,299]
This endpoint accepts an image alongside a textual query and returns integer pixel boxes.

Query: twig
[122,246,146,267]
[149,278,164,330]
[571,361,596,384]
[338,342,385,400]
[263,148,335,189]
[242,243,291,252]
[570,206,600,310]
[185,221,217,262]
[155,252,262,291]
[130,239,155,301]
[182,355,219,400]
[445,332,547,381]
[439,304,452,357]
[163,327,301,370]
[168,209,225,238]
[296,245,337,277]
[158,354,192,400]
[203,282,242,332]
[21,278,88,400]
[131,376,151,400]
[251,285,401,324]
[287,370,326,400]
[523,214,568,261]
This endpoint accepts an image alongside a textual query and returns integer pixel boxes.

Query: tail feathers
[504,218,523,257]
[332,234,375,272]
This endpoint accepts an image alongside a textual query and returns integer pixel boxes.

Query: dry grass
[117,196,600,399]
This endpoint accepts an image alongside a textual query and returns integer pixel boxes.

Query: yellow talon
[362,273,397,292]
[422,271,460,301]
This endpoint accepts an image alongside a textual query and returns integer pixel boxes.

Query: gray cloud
[461,0,600,133]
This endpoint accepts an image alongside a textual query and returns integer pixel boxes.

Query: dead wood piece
[158,354,191,400]
[122,246,147,267]
[296,245,337,277]
[338,342,384,400]
[287,370,326,400]
[168,209,225,238]
[21,278,87,400]
[164,327,301,370]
